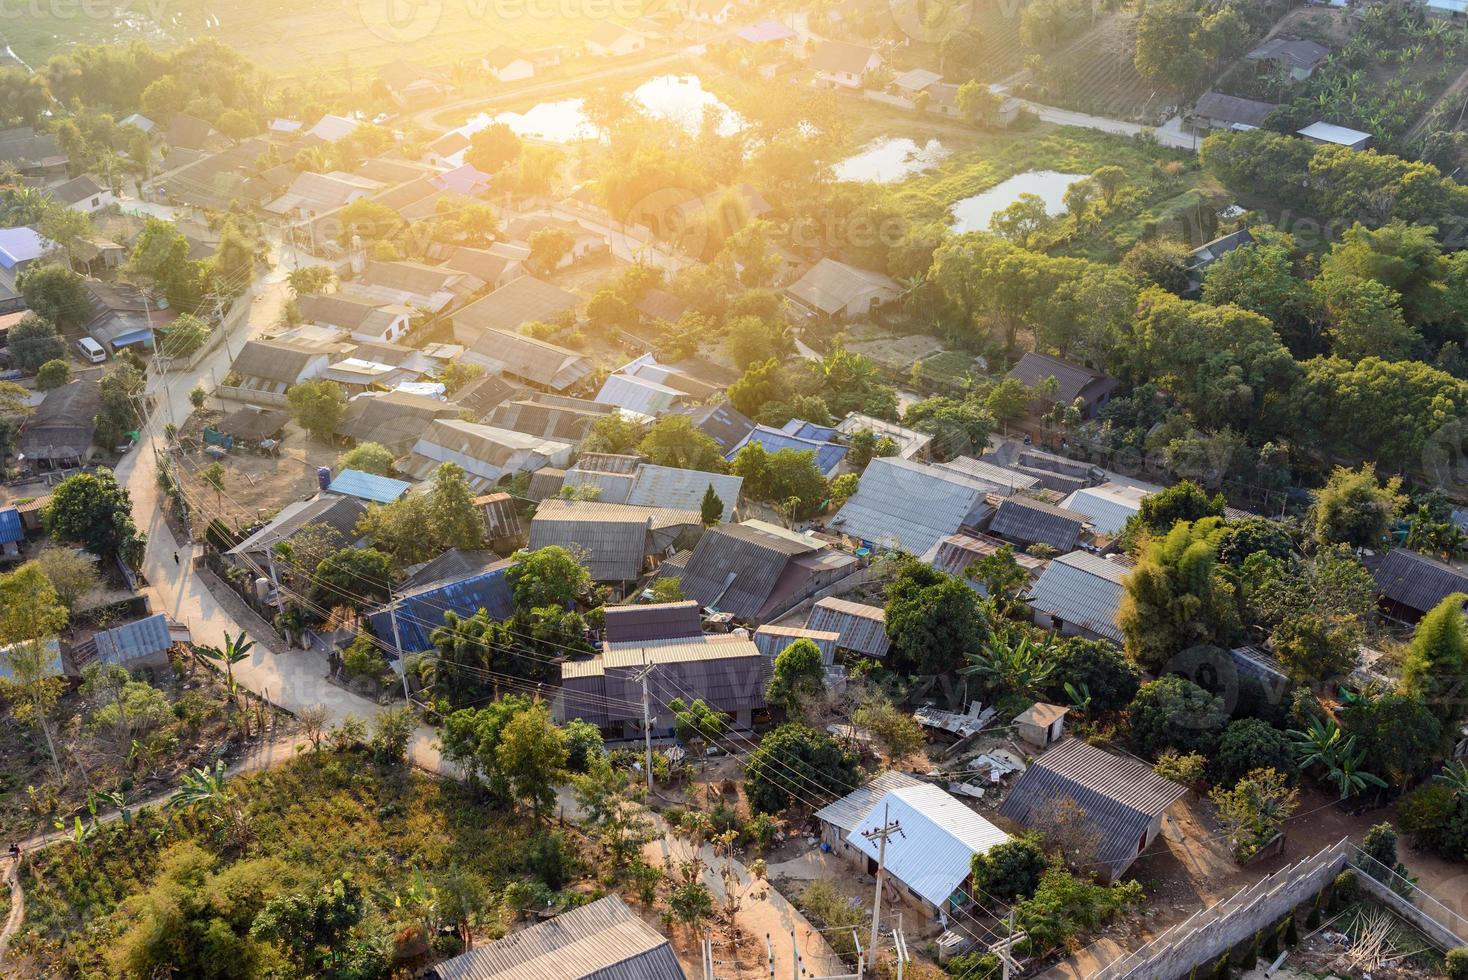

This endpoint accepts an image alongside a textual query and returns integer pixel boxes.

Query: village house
[462,328,594,392]
[678,402,756,452]
[1025,550,1131,646]
[785,257,901,318]
[986,496,1091,553]
[679,520,856,623]
[0,127,69,180]
[1297,121,1372,150]
[584,22,647,57]
[810,40,883,90]
[441,245,524,290]
[1005,351,1118,421]
[805,596,891,659]
[297,292,412,344]
[1374,547,1468,622]
[226,495,369,575]
[484,45,535,81]
[831,456,1001,556]
[1061,482,1149,537]
[1244,37,1330,81]
[921,531,1048,596]
[266,171,383,220]
[488,394,612,441]
[452,275,582,347]
[229,338,334,394]
[336,390,460,451]
[1186,92,1278,131]
[369,552,516,655]
[726,423,849,477]
[529,498,703,584]
[377,59,452,107]
[752,623,841,666]
[18,373,103,469]
[403,418,574,490]
[343,260,481,315]
[999,738,1186,884]
[49,175,114,215]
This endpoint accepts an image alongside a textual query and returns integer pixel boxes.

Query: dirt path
[0,853,22,960]
[1405,61,1468,147]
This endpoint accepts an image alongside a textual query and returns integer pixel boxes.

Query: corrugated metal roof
[752,624,841,665]
[529,499,701,582]
[604,601,703,644]
[920,533,1047,588]
[679,522,817,620]
[848,784,1009,907]
[93,614,173,666]
[678,402,755,451]
[560,468,636,503]
[933,456,1041,493]
[0,506,22,544]
[814,770,925,833]
[1025,551,1129,645]
[989,497,1087,552]
[831,457,997,556]
[1374,548,1468,615]
[998,739,1185,872]
[625,465,742,522]
[328,468,411,503]
[369,560,516,653]
[806,597,890,657]
[595,372,684,415]
[835,412,933,460]
[1059,483,1148,537]
[426,894,686,980]
[602,633,760,669]
[229,496,367,556]
[561,634,767,723]
[0,636,62,682]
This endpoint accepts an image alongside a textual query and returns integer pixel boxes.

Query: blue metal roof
[782,418,839,442]
[0,507,22,544]
[726,424,849,475]
[369,562,516,653]
[94,614,173,665]
[682,402,755,450]
[111,328,154,349]
[328,468,412,503]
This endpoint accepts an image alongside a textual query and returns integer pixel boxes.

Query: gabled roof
[486,45,532,69]
[679,521,828,620]
[814,769,925,833]
[831,456,997,556]
[891,67,942,92]
[229,495,368,557]
[585,21,644,47]
[726,424,848,475]
[625,465,742,522]
[677,402,756,451]
[1297,121,1371,147]
[232,338,328,385]
[836,412,933,460]
[306,114,360,142]
[444,246,520,284]
[327,468,411,503]
[848,784,1009,907]
[91,614,175,667]
[529,498,701,581]
[921,532,1047,585]
[337,390,460,449]
[0,507,22,545]
[751,624,841,664]
[0,226,49,269]
[1375,548,1468,615]
[934,456,1042,494]
[19,375,102,461]
[49,175,105,207]
[1190,228,1256,266]
[1005,352,1117,407]
[490,395,611,441]
[1191,91,1278,128]
[604,600,704,644]
[298,292,407,334]
[465,327,592,391]
[1245,37,1329,70]
[369,558,516,654]
[998,738,1186,870]
[1025,551,1130,645]
[455,274,581,338]
[735,18,797,42]
[786,257,898,315]
[0,127,66,169]
[167,112,219,150]
[1060,483,1148,537]
[806,596,890,657]
[358,259,462,297]
[988,496,1087,552]
[810,40,881,76]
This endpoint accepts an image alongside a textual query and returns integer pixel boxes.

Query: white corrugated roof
[1060,483,1149,536]
[1297,121,1371,146]
[847,784,1008,908]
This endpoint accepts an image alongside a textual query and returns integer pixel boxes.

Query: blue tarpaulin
[0,507,22,544]
[110,328,155,350]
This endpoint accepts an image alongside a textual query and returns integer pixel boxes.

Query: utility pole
[862,803,904,962]
[388,585,412,703]
[1001,910,1018,980]
[633,662,656,792]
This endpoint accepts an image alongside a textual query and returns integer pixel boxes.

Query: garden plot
[1021,12,1175,123]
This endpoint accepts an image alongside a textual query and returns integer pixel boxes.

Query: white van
[75,337,107,364]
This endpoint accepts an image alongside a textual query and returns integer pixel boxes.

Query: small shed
[1014,702,1068,749]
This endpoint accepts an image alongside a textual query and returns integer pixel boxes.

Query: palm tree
[168,760,250,846]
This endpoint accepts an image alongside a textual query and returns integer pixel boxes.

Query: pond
[834,137,950,184]
[463,74,743,144]
[949,170,1086,233]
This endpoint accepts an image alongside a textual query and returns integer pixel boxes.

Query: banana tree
[960,626,1055,702]
[197,631,255,735]
[1435,760,1468,800]
[1327,742,1387,800]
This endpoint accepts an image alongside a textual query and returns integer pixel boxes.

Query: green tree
[496,700,567,822]
[637,414,727,471]
[744,723,860,814]
[1118,518,1240,673]
[1042,638,1140,714]
[0,563,69,776]
[31,545,99,613]
[1316,274,1418,362]
[885,560,988,676]
[1311,463,1405,549]
[1340,692,1441,789]
[1210,767,1298,860]
[1402,593,1468,734]
[969,543,1029,615]
[1212,719,1294,788]
[766,639,826,714]
[903,396,995,461]
[1131,480,1225,537]
[971,833,1049,905]
[428,461,488,551]
[34,358,70,390]
[730,443,827,517]
[582,413,647,455]
[15,263,90,326]
[286,265,334,295]
[507,545,591,610]
[8,312,66,371]
[286,379,346,442]
[95,358,146,447]
[250,875,367,976]
[961,625,1055,702]
[1128,676,1227,757]
[159,312,211,359]
[724,315,793,370]
[44,468,143,559]
[311,546,393,609]
[465,122,523,173]
[1121,239,1193,293]
[338,441,395,476]
[699,484,724,525]
[668,696,729,768]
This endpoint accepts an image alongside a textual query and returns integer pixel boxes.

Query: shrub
[1128,676,1227,757]
[369,707,413,767]
[970,833,1048,905]
[744,812,780,852]
[1154,749,1209,789]
[1211,719,1294,788]
[800,879,864,959]
[1446,946,1468,980]
[35,358,70,390]
[1398,784,1468,860]
[1331,869,1359,909]
[1012,869,1143,954]
[1360,822,1399,875]
[945,952,1001,978]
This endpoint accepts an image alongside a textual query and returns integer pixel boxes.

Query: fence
[1091,839,1468,980]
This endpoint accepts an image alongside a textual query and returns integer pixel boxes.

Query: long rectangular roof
[679,521,818,620]
[624,464,742,521]
[1375,548,1468,615]
[529,498,700,581]
[849,784,1009,907]
[1025,551,1129,645]
[831,456,996,556]
[426,894,686,980]
[92,614,174,666]
[998,738,1185,871]
[369,559,516,654]
[806,596,890,657]
[726,424,848,475]
[814,770,925,833]
[1060,483,1149,537]
[604,601,704,644]
[465,327,592,390]
[989,496,1087,552]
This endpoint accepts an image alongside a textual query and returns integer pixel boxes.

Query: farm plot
[1022,12,1175,123]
